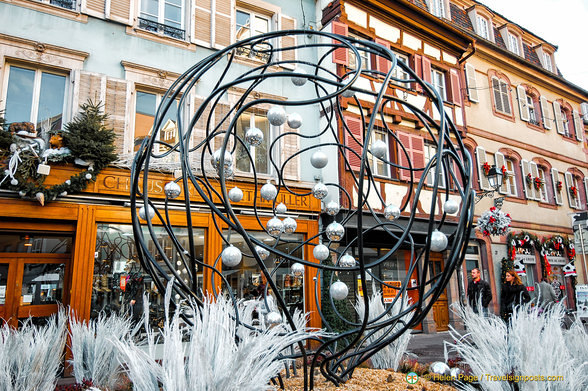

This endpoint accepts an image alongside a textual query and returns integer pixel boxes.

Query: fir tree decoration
[501,257,514,284]
[321,258,355,334]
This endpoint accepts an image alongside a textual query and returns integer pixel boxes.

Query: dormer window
[543,53,553,72]
[508,33,521,56]
[429,0,446,18]
[477,15,490,40]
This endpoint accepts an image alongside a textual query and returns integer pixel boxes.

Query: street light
[475,165,505,208]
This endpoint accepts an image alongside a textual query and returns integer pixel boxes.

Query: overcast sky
[479,0,588,91]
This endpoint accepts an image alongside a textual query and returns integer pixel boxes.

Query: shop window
[134,91,180,154]
[21,263,65,306]
[424,142,446,188]
[430,68,447,101]
[522,260,537,292]
[369,128,389,177]
[3,65,68,132]
[139,0,186,40]
[0,233,72,253]
[92,224,205,327]
[491,76,512,115]
[235,111,273,175]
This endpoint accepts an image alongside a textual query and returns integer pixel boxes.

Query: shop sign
[382,281,401,303]
[546,256,567,266]
[576,285,588,318]
[515,253,536,264]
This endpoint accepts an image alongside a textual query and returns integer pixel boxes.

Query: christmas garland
[477,207,511,236]
[0,100,117,205]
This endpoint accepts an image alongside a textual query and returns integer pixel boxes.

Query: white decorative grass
[0,309,67,391]
[449,303,588,391]
[354,290,412,370]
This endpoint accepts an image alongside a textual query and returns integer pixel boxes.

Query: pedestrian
[467,268,492,315]
[500,269,531,323]
[536,276,557,313]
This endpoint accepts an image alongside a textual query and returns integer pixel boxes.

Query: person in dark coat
[467,268,493,315]
[536,276,558,313]
[500,269,531,323]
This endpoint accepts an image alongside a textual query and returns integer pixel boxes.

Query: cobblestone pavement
[406,331,459,364]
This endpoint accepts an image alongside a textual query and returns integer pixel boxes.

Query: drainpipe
[457,41,477,135]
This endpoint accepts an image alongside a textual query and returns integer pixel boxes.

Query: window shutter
[581,102,588,124]
[344,116,363,171]
[540,96,551,129]
[421,56,432,84]
[281,124,299,180]
[552,169,563,205]
[411,135,425,181]
[279,15,297,68]
[492,78,503,113]
[104,77,131,155]
[573,110,584,141]
[465,63,478,102]
[553,101,564,134]
[332,21,349,65]
[475,146,490,190]
[517,85,529,122]
[520,159,531,199]
[564,171,574,208]
[397,131,412,181]
[449,69,461,106]
[374,38,391,74]
[500,81,511,114]
[494,152,506,194]
[76,71,106,112]
[82,0,105,18]
[411,54,422,92]
[530,161,540,201]
[214,0,231,49]
[584,177,588,209]
[194,0,212,46]
[106,0,132,25]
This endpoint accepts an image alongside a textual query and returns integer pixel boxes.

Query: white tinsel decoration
[477,206,511,236]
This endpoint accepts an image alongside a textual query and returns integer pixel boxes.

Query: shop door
[429,253,449,331]
[0,254,69,327]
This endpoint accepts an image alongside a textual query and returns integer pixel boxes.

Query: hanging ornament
[287,113,303,129]
[255,245,270,260]
[291,67,307,86]
[275,202,287,214]
[164,181,181,199]
[312,182,328,200]
[310,150,328,169]
[330,281,349,301]
[283,217,297,234]
[10,178,18,186]
[430,229,448,252]
[429,362,450,377]
[265,311,282,326]
[245,127,264,146]
[370,139,388,159]
[339,253,356,268]
[228,186,244,202]
[563,261,577,277]
[443,199,459,214]
[221,245,242,267]
[325,201,340,216]
[210,149,233,176]
[65,180,71,185]
[139,205,156,221]
[35,192,45,206]
[60,191,67,197]
[384,204,401,221]
[267,106,287,126]
[291,262,305,276]
[260,182,278,201]
[313,244,330,261]
[85,173,93,180]
[18,190,26,197]
[325,222,345,242]
[267,216,284,237]
[513,260,526,276]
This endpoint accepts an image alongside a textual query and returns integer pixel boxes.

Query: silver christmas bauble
[266,311,282,326]
[283,217,297,234]
[139,205,155,221]
[384,204,401,221]
[287,113,303,129]
[291,262,305,276]
[339,253,356,268]
[164,181,181,199]
[221,245,242,267]
[267,216,284,237]
[370,139,388,159]
[325,201,340,216]
[260,182,278,201]
[310,150,328,169]
[325,222,345,242]
[18,191,26,197]
[85,173,93,180]
[255,245,270,260]
[443,199,459,214]
[313,244,330,261]
[65,180,71,185]
[60,191,67,197]
[429,361,450,377]
[312,182,328,200]
[275,202,287,214]
[267,106,287,126]
[430,229,448,252]
[245,126,264,146]
[10,178,18,186]
[211,149,233,176]
[330,281,349,301]
[228,186,244,202]
[291,67,307,86]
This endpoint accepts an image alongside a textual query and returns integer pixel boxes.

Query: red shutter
[332,21,349,66]
[411,54,422,92]
[449,69,462,106]
[411,135,425,181]
[421,56,432,84]
[344,116,363,171]
[374,38,391,74]
[397,132,424,181]
[397,131,412,180]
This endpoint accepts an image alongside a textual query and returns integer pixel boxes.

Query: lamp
[475,165,505,207]
[487,165,503,190]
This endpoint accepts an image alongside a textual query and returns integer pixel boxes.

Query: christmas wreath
[0,100,117,205]
[477,206,511,236]
[569,186,578,199]
[533,176,543,191]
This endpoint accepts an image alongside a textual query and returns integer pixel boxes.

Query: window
[476,16,489,40]
[570,175,581,209]
[369,129,389,177]
[424,142,446,188]
[491,77,511,115]
[429,0,445,18]
[134,91,179,153]
[561,108,573,138]
[543,53,553,72]
[235,111,272,174]
[526,95,539,125]
[236,9,270,40]
[139,0,185,40]
[538,167,548,202]
[4,65,67,132]
[504,158,517,197]
[508,33,520,56]
[348,33,370,71]
[430,69,446,101]
[391,52,409,87]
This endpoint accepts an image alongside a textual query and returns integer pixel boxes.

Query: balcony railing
[48,0,76,10]
[138,17,185,40]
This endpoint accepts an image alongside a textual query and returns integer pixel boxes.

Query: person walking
[500,269,531,323]
[467,268,492,315]
[536,276,558,313]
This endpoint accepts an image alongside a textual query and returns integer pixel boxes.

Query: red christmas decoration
[483,162,491,176]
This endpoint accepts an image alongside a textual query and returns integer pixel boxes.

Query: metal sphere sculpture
[131,29,474,389]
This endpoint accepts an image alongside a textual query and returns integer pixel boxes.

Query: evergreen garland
[320,260,355,334]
